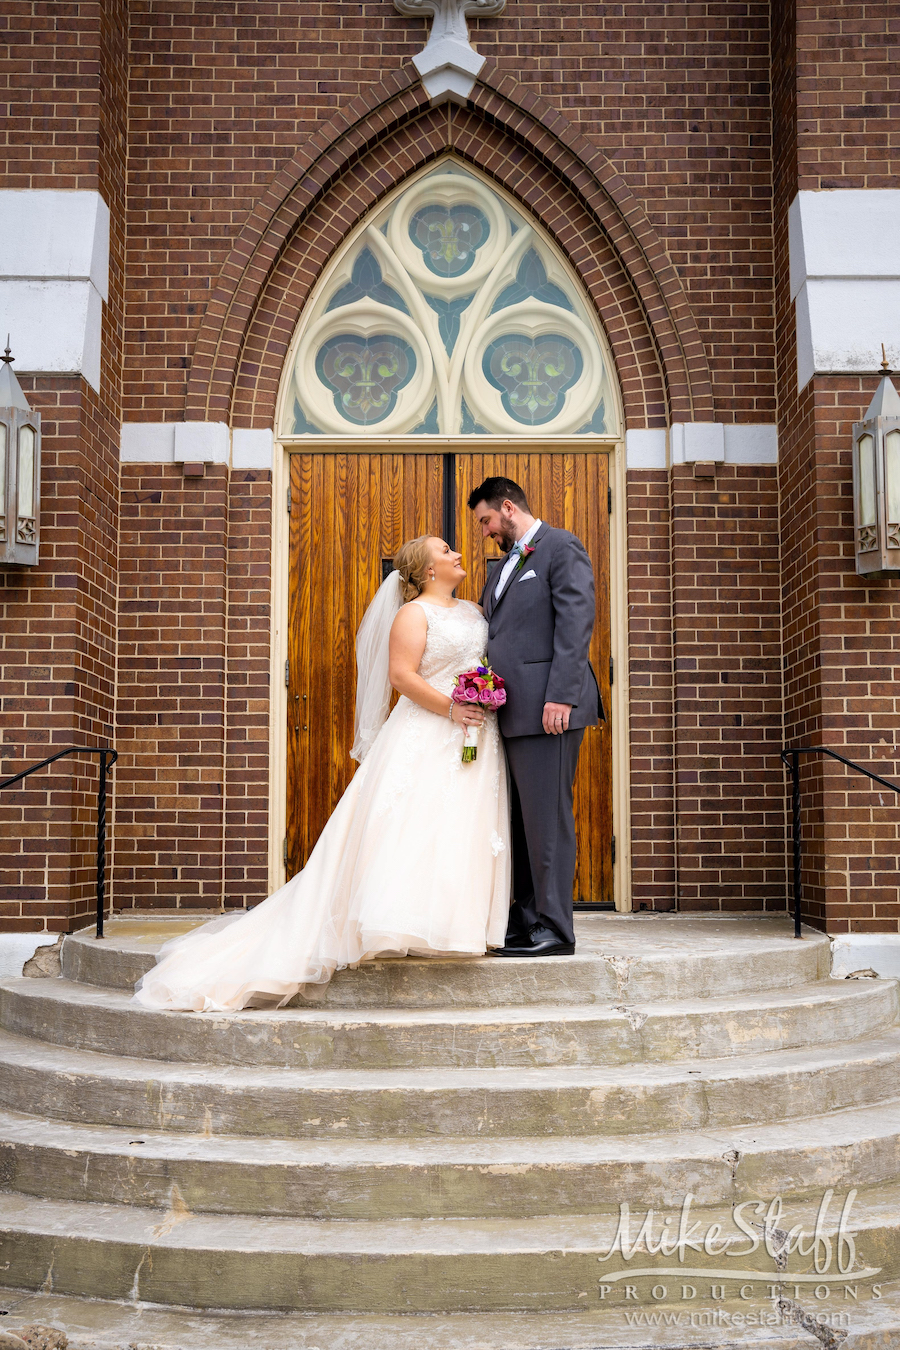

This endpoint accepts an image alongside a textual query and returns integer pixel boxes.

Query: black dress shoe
[490,923,575,957]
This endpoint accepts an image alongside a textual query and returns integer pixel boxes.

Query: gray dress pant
[504,727,584,946]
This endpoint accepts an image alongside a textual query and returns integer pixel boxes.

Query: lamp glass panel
[886,429,900,525]
[17,425,35,519]
[858,433,876,528]
[0,423,6,518]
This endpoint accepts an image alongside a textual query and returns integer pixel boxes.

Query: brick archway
[185,67,714,429]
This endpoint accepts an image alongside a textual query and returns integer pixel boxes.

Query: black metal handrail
[0,746,117,940]
[781,746,900,939]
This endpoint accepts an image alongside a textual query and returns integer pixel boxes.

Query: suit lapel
[489,522,549,617]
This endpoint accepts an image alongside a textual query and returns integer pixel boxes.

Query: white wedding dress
[134,598,511,1011]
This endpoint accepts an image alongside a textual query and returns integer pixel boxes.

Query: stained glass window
[281,163,618,437]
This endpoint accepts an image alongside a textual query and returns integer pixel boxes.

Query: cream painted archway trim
[266,436,632,913]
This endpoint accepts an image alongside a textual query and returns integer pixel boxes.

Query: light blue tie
[496,541,523,600]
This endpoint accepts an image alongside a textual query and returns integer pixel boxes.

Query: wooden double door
[286,450,613,906]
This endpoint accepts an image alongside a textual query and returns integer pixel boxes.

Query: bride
[133,536,511,1011]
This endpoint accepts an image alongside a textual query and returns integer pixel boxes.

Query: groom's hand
[542,702,572,735]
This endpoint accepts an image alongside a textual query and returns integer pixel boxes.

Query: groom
[469,477,602,957]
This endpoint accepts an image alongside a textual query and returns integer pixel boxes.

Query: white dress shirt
[494,519,542,599]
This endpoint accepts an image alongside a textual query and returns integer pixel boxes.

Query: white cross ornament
[394,0,507,103]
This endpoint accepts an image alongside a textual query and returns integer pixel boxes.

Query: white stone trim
[0,190,110,299]
[795,278,900,390]
[0,933,58,980]
[625,423,778,470]
[789,190,900,297]
[670,422,725,465]
[789,190,900,389]
[723,423,778,464]
[120,422,275,469]
[232,428,274,469]
[120,423,176,463]
[831,933,900,982]
[625,428,666,469]
[173,421,230,464]
[0,279,104,392]
[0,190,110,393]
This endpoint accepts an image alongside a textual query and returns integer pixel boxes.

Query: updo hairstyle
[394,536,433,603]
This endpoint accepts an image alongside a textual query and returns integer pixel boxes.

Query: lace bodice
[411,599,488,695]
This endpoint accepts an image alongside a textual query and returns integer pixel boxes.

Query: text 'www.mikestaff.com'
[620,1308,851,1330]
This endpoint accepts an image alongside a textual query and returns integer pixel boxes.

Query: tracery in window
[282,164,618,437]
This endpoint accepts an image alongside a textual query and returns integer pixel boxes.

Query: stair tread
[3,973,889,1023]
[3,1182,900,1255]
[71,912,828,958]
[2,1097,900,1166]
[3,1023,900,1087]
[4,1283,900,1350]
[2,1181,898,1249]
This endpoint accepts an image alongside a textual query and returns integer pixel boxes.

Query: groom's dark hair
[467,476,531,514]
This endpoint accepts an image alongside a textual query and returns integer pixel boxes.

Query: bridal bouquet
[451,666,507,762]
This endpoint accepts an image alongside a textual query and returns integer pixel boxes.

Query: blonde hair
[394,535,433,602]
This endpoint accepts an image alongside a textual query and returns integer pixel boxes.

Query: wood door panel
[455,453,613,906]
[286,452,443,874]
[287,449,613,907]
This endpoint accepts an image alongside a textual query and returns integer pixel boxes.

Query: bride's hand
[450,702,484,728]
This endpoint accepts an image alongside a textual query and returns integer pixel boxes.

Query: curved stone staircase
[0,914,898,1348]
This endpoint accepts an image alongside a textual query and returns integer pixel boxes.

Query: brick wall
[670,463,786,911]
[0,0,127,931]
[19,2,900,925]
[774,0,900,932]
[112,464,271,913]
[626,470,676,912]
[0,377,120,931]
[124,0,775,421]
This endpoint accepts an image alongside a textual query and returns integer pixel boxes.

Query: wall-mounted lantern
[852,356,900,578]
[0,343,41,567]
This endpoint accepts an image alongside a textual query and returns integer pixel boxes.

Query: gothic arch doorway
[271,159,629,909]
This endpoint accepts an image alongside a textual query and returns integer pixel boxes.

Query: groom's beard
[495,521,518,553]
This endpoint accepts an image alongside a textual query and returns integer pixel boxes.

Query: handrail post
[96,749,108,940]
[790,750,802,939]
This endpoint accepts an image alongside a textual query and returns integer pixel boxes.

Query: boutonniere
[515,543,536,573]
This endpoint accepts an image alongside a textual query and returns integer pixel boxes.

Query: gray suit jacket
[480,522,602,739]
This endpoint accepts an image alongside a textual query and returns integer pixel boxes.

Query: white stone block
[789,190,900,298]
[173,422,230,464]
[232,428,274,469]
[831,933,900,982]
[0,278,103,392]
[0,933,58,980]
[625,428,667,469]
[120,423,176,463]
[796,278,900,388]
[0,189,110,299]
[789,189,900,389]
[670,422,725,465]
[723,424,778,464]
[0,189,110,391]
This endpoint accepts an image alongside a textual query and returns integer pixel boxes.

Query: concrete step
[0,1183,895,1313]
[2,1026,900,1139]
[1,974,893,1069]
[61,914,831,1004]
[3,1282,898,1349]
[2,1099,900,1219]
